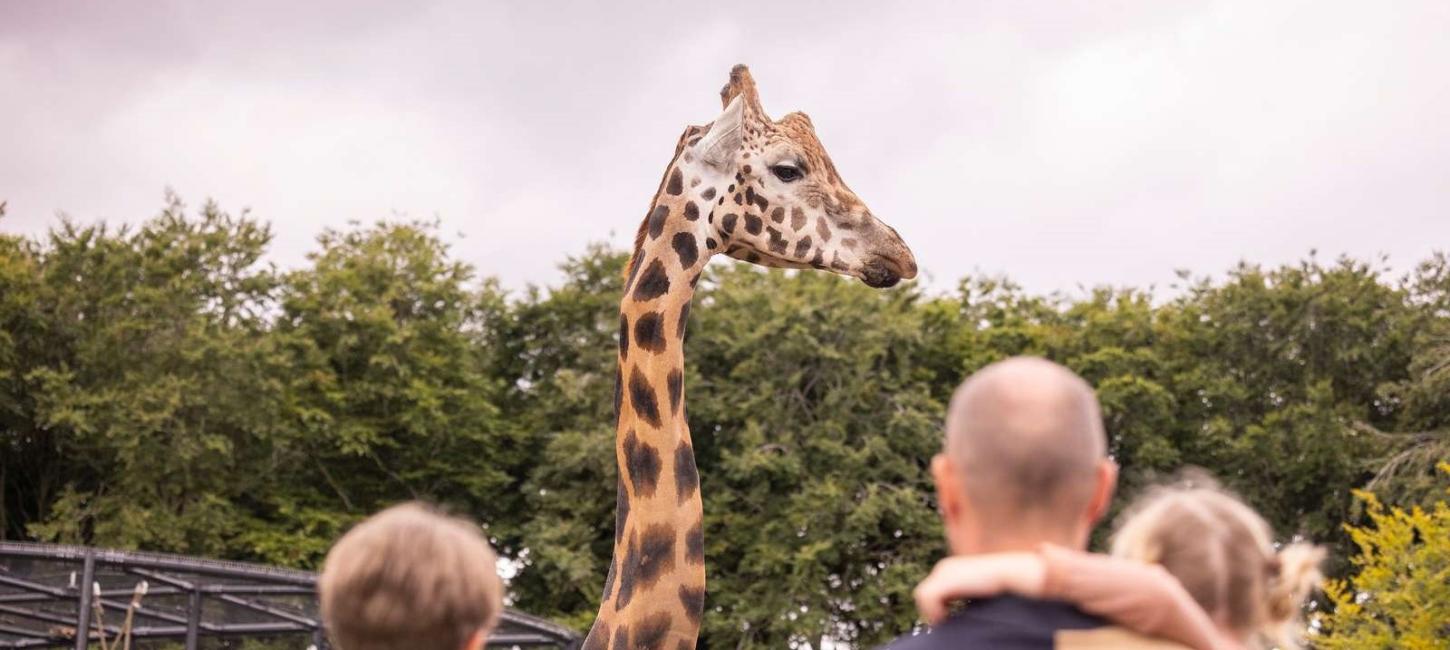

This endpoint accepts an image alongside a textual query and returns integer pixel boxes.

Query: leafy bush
[1316,463,1450,649]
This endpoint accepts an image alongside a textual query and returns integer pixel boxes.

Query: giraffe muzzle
[861,262,903,288]
[861,251,917,288]
[859,236,918,288]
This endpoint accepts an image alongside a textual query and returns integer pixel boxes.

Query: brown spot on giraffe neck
[623,430,662,496]
[628,368,662,428]
[613,367,624,425]
[674,440,698,503]
[672,232,699,269]
[633,612,673,650]
[615,524,677,611]
[632,260,671,302]
[685,519,704,564]
[633,312,667,353]
[615,479,630,544]
[618,314,630,357]
[666,368,683,414]
[666,168,684,196]
[648,205,670,239]
[678,586,705,625]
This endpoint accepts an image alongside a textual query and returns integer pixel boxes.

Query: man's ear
[694,96,744,170]
[932,454,968,549]
[1085,458,1119,527]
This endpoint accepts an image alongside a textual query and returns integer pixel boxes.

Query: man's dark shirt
[881,595,1106,650]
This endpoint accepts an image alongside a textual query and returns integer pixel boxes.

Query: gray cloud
[2,0,1446,295]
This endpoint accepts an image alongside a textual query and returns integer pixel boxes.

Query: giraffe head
[683,65,917,288]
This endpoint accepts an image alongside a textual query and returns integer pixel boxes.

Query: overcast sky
[2,1,1446,295]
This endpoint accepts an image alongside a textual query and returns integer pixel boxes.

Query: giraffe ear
[695,95,743,170]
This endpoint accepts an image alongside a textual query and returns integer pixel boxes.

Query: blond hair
[1109,474,1324,650]
[320,503,502,650]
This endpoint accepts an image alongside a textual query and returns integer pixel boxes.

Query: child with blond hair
[319,502,503,650]
[914,475,1324,650]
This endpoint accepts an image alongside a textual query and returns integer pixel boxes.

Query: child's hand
[912,552,1046,626]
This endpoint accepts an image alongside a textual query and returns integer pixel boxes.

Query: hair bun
[1267,542,1326,622]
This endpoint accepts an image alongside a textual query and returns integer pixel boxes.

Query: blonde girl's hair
[1109,472,1325,650]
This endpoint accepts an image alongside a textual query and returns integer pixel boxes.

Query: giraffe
[585,65,917,650]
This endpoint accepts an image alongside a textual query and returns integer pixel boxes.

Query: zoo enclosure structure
[0,542,580,649]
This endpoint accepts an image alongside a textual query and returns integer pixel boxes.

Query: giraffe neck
[586,157,724,650]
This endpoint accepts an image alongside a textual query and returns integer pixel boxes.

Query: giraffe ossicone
[586,64,916,650]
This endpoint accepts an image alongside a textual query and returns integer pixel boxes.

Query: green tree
[494,255,949,647]
[485,246,628,627]
[1316,463,1450,649]
[686,267,942,649]
[1363,253,1450,510]
[1151,258,1416,550]
[0,201,48,539]
[14,194,285,555]
[256,220,515,567]
[5,195,1449,647]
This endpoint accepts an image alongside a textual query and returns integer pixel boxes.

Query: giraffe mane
[624,123,707,282]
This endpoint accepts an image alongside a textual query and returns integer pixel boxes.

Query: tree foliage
[1,197,1446,648]
[1316,464,1450,649]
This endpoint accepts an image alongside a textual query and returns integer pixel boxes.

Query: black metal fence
[0,542,579,649]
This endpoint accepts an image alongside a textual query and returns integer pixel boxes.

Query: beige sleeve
[1039,545,1225,650]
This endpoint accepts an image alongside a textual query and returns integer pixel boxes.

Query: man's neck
[953,524,1087,556]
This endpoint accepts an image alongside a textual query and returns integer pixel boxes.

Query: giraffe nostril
[861,264,902,289]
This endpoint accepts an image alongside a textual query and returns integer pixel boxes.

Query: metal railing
[0,542,579,649]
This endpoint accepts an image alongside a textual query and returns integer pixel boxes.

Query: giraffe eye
[770,164,803,183]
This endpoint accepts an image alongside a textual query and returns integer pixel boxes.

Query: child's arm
[912,552,1046,625]
[1035,544,1232,650]
[912,547,1234,650]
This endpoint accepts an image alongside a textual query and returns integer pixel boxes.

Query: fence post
[185,589,202,650]
[73,550,95,650]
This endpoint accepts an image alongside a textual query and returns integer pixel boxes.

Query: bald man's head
[940,358,1109,546]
